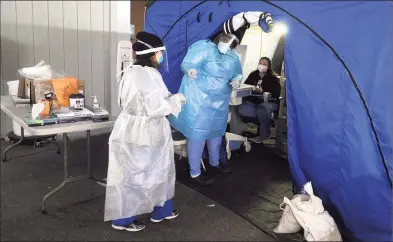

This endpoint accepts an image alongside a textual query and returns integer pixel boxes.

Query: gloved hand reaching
[232,74,243,82]
[230,74,242,89]
[230,82,240,89]
[167,93,187,118]
[187,69,198,80]
[175,93,186,106]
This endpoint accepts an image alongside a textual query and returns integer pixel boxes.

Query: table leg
[87,130,92,178]
[2,126,24,162]
[41,133,69,214]
[41,131,97,214]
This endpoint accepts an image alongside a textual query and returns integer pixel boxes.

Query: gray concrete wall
[0,1,130,137]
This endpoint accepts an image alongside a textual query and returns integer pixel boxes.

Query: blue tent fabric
[145,1,393,241]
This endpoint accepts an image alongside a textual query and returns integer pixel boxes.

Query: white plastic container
[13,120,33,137]
[7,80,19,96]
[6,80,33,137]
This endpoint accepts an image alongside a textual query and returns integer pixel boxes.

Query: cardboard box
[78,80,85,95]
[17,76,34,100]
[17,77,52,104]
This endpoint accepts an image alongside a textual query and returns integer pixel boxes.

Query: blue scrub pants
[202,136,228,165]
[112,199,173,226]
[237,101,278,140]
[188,136,222,177]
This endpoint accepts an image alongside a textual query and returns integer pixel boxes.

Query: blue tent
[144,1,393,241]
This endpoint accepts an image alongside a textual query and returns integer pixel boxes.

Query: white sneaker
[150,210,180,223]
[111,221,146,232]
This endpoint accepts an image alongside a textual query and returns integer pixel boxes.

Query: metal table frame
[1,95,114,214]
[3,126,99,214]
[2,126,60,162]
[41,130,95,214]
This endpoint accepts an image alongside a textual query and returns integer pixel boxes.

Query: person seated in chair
[237,57,281,143]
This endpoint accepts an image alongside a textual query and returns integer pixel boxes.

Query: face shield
[218,34,238,54]
[134,39,169,73]
[155,49,169,73]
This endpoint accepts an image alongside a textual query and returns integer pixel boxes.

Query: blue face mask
[218,42,230,54]
[156,54,164,64]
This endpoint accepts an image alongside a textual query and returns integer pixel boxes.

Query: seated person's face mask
[217,34,237,54]
[257,64,268,73]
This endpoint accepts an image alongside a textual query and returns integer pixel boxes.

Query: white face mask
[257,64,268,73]
[218,42,230,54]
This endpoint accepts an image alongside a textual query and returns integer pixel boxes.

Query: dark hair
[134,53,159,69]
[209,31,222,43]
[259,57,274,76]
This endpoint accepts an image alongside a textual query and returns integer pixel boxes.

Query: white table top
[234,83,255,91]
[1,96,115,136]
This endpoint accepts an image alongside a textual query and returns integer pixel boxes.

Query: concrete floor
[1,133,273,241]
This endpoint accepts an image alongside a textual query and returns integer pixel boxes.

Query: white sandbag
[283,197,342,241]
[273,194,307,234]
[293,182,324,215]
[303,211,342,241]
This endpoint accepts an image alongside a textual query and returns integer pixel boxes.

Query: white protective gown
[104,65,184,221]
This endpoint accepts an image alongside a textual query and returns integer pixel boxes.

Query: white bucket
[13,120,33,137]
[7,80,19,96]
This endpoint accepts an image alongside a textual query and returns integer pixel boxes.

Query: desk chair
[233,96,284,141]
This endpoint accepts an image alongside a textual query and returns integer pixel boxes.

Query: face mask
[156,53,164,65]
[257,64,268,73]
[218,42,230,54]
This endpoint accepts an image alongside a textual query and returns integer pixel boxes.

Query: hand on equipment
[233,74,243,82]
[230,81,240,89]
[187,69,198,80]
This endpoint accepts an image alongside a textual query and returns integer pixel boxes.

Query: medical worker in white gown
[105,31,186,232]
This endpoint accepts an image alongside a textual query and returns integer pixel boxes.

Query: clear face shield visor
[155,49,169,73]
[218,33,238,54]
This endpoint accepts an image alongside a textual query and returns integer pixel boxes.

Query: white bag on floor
[274,182,342,241]
[273,194,307,234]
[293,182,324,215]
[284,197,342,241]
